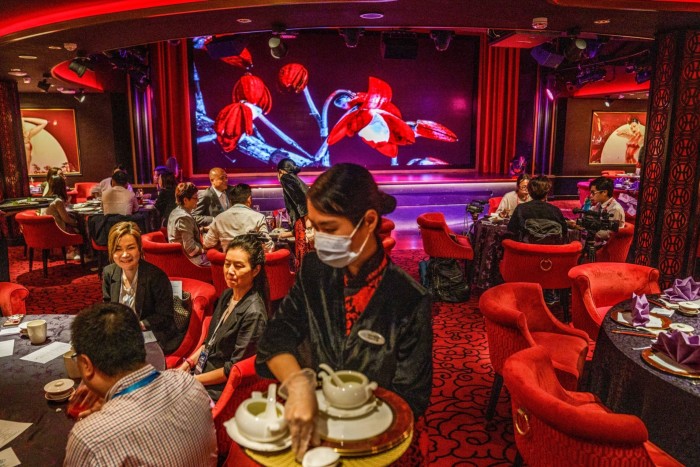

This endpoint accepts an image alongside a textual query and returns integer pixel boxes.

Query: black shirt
[507,199,568,242]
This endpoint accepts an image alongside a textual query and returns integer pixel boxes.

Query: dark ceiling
[1,0,699,94]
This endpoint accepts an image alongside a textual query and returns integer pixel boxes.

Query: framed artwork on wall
[589,111,647,165]
[20,108,81,175]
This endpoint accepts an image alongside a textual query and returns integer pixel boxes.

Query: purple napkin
[663,276,700,301]
[631,293,650,327]
[651,330,700,371]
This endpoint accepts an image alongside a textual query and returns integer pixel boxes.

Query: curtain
[150,41,193,180]
[476,35,520,175]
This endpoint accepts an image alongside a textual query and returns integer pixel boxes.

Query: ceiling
[1,0,700,94]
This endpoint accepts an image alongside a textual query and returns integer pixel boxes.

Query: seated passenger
[154,171,177,226]
[42,175,81,260]
[91,164,133,197]
[102,221,183,354]
[179,234,268,400]
[167,182,209,266]
[507,175,567,244]
[495,173,531,218]
[588,176,625,240]
[102,170,139,215]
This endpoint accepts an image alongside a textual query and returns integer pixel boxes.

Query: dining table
[585,299,700,466]
[0,314,77,466]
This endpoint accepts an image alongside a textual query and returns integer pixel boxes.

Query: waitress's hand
[280,368,319,461]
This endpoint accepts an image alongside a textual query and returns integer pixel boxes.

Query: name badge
[142,331,158,344]
[194,349,209,375]
[358,330,386,346]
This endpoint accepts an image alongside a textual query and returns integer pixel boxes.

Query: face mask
[314,216,370,268]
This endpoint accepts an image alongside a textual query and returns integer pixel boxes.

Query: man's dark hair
[232,183,252,205]
[527,175,552,201]
[71,303,145,377]
[111,170,129,187]
[589,176,614,198]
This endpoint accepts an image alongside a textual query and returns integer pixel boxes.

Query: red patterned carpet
[8,245,516,466]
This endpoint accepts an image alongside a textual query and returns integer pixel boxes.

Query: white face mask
[314,216,370,268]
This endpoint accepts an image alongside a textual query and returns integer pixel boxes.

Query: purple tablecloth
[586,300,700,465]
[0,314,76,466]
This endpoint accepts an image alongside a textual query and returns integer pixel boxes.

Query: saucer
[44,378,75,395]
[223,418,291,452]
[316,397,393,442]
[18,322,28,335]
[315,389,377,419]
[45,388,75,402]
[669,323,695,333]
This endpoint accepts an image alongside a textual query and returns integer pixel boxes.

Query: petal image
[214,103,254,152]
[278,63,309,93]
[220,48,253,69]
[232,74,272,114]
[362,77,392,110]
[414,120,458,142]
[327,110,373,145]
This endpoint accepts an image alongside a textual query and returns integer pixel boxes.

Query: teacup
[678,301,700,316]
[321,370,377,409]
[234,384,287,442]
[63,350,81,379]
[26,319,47,345]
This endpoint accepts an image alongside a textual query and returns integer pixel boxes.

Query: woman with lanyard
[276,158,311,270]
[255,163,432,463]
[179,234,268,400]
[102,222,182,356]
[167,182,210,266]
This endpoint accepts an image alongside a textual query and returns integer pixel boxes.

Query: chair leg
[62,247,68,264]
[79,245,85,268]
[42,249,49,278]
[513,450,524,467]
[485,373,503,420]
[28,248,34,272]
[561,288,571,323]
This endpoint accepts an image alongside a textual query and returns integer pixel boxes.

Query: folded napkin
[651,330,700,371]
[664,276,700,301]
[631,293,650,327]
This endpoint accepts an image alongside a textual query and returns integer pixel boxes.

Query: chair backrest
[88,213,149,247]
[417,212,473,260]
[576,180,594,207]
[0,283,29,316]
[381,236,397,255]
[15,209,80,249]
[73,182,97,201]
[206,248,228,296]
[503,346,657,466]
[212,355,275,456]
[595,222,634,263]
[141,231,212,283]
[568,262,660,341]
[378,217,395,240]
[500,239,583,289]
[488,196,503,215]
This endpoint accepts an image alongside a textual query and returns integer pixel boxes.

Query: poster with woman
[589,111,646,165]
[20,108,81,175]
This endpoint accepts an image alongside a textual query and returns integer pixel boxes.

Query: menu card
[19,342,71,364]
[0,447,20,467]
[0,420,31,450]
[0,341,13,359]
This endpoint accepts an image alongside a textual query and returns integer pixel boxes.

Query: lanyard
[112,370,160,400]
[206,298,238,349]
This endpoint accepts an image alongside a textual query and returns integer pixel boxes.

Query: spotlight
[74,89,86,103]
[37,79,50,92]
[269,36,287,59]
[339,28,364,48]
[22,76,31,84]
[635,68,651,84]
[604,96,612,107]
[575,67,606,87]
[68,58,90,77]
[545,74,569,100]
[430,30,454,52]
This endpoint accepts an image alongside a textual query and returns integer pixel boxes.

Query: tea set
[225,363,385,461]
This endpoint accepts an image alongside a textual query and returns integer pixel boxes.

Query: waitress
[256,163,432,461]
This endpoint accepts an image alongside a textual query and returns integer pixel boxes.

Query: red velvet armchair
[500,239,583,322]
[208,248,295,304]
[15,209,84,278]
[72,182,98,203]
[568,263,660,342]
[479,282,589,420]
[488,196,503,215]
[503,346,682,467]
[212,355,275,458]
[378,217,397,255]
[164,276,218,368]
[141,231,212,283]
[417,212,473,260]
[595,222,634,263]
[0,283,29,316]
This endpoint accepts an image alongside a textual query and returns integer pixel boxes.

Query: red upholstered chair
[141,231,212,283]
[503,346,683,467]
[488,196,503,215]
[212,355,275,458]
[500,239,583,322]
[207,248,295,303]
[568,263,660,343]
[378,217,397,255]
[15,209,84,278]
[164,276,218,368]
[602,169,626,178]
[0,283,29,316]
[577,180,594,207]
[381,236,397,255]
[72,182,98,203]
[479,282,589,420]
[595,222,634,263]
[417,212,474,261]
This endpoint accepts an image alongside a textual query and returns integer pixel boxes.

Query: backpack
[427,257,470,302]
[522,218,563,245]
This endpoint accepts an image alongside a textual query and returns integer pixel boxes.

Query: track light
[37,79,50,92]
[339,28,363,48]
[430,30,454,52]
[74,89,86,103]
[268,36,287,59]
[604,96,612,107]
[575,67,606,87]
[68,57,93,77]
[635,68,651,84]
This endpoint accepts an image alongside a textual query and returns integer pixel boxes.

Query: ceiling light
[18,55,37,60]
[68,57,92,77]
[604,96,612,107]
[37,79,51,92]
[574,38,587,50]
[48,45,63,50]
[635,68,652,84]
[8,70,27,77]
[22,77,31,84]
[339,28,364,48]
[74,89,86,103]
[64,42,78,52]
[236,18,252,24]
[532,17,548,30]
[359,12,384,20]
[430,30,455,52]
[593,19,611,25]
[269,36,288,59]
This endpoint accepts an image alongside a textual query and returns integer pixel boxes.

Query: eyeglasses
[589,190,603,196]
[70,352,80,360]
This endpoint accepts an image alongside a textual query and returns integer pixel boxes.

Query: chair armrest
[0,283,29,316]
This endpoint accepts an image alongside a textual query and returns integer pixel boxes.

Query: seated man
[588,176,625,240]
[193,167,235,227]
[91,165,133,197]
[507,175,568,244]
[64,302,217,466]
[203,183,274,252]
[102,170,139,215]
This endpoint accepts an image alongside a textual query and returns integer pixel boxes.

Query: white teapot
[234,383,287,442]
[319,363,377,409]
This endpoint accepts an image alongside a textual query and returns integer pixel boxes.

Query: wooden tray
[641,348,700,379]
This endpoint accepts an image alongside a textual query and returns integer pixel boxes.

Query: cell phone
[3,314,24,327]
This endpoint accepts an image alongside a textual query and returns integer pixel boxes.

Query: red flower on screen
[214,102,254,152]
[232,74,272,114]
[278,63,309,93]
